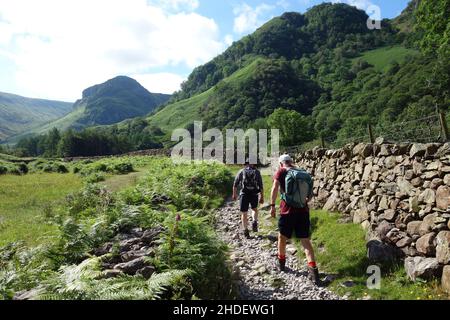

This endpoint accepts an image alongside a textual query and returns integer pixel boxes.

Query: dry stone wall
[294,140,450,292]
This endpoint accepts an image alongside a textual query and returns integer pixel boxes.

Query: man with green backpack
[270,154,320,285]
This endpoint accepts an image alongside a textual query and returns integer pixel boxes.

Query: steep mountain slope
[141,1,440,148]
[9,76,170,140]
[173,3,380,102]
[392,0,420,33]
[142,3,398,136]
[0,92,72,141]
[14,1,447,156]
[145,57,314,131]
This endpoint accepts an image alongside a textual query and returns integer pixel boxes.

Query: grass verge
[303,210,447,300]
[0,173,83,246]
[244,165,447,300]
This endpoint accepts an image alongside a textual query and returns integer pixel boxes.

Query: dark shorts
[239,193,259,212]
[278,212,311,239]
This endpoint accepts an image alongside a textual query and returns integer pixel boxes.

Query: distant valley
[3,76,171,143]
[0,92,72,141]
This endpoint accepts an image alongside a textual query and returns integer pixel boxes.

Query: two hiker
[232,155,320,284]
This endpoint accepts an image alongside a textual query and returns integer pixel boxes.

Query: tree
[57,130,78,157]
[44,128,61,157]
[415,0,450,111]
[415,0,450,56]
[267,108,313,146]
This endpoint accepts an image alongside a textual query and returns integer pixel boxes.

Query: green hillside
[0,92,72,141]
[356,46,419,72]
[146,57,266,132]
[31,104,87,134]
[7,76,171,143]
[392,0,420,33]
[147,87,213,133]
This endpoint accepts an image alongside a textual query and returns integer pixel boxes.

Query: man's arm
[270,179,280,218]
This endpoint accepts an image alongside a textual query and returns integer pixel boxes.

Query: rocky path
[216,201,341,300]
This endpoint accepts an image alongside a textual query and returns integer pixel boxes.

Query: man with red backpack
[232,159,264,238]
[270,154,320,285]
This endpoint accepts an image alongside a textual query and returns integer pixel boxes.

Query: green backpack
[281,168,313,208]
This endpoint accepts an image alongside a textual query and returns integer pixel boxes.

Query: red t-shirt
[274,167,309,215]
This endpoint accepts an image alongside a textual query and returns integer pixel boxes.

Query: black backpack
[241,167,259,194]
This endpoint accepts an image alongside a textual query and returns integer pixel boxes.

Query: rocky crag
[294,140,450,293]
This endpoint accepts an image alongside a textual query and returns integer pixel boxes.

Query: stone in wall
[296,140,450,289]
[436,231,450,264]
[405,257,441,281]
[416,233,436,256]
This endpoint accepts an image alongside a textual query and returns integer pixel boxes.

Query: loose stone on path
[215,201,341,300]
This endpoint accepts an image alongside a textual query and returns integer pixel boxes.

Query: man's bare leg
[251,208,259,232]
[241,212,248,230]
[241,212,250,238]
[252,208,259,222]
[301,238,320,285]
[278,233,287,271]
[300,238,316,263]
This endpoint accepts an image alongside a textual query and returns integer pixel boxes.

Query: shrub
[74,158,135,177]
[112,162,133,174]
[1,157,235,300]
[84,173,106,184]
[0,165,7,175]
[29,160,69,174]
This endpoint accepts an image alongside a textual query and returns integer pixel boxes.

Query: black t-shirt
[234,167,263,195]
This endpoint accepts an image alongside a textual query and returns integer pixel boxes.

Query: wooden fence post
[439,112,449,141]
[367,124,375,144]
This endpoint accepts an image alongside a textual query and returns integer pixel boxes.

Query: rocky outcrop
[295,141,450,289]
[93,226,163,279]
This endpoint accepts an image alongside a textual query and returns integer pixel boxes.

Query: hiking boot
[252,221,258,233]
[278,258,286,272]
[243,229,250,239]
[308,266,320,285]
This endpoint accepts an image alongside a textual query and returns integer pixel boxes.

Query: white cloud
[331,0,374,11]
[331,0,382,19]
[277,0,291,10]
[224,34,234,46]
[148,0,199,12]
[233,3,275,34]
[298,0,312,6]
[0,0,223,101]
[131,72,185,94]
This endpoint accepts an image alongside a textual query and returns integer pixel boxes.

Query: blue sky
[0,0,410,101]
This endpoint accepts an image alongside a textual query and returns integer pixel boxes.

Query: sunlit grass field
[356,45,419,72]
[0,173,83,246]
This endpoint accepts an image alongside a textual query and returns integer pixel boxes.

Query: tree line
[13,120,164,158]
